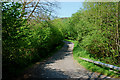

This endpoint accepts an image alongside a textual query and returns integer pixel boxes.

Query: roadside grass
[65,39,120,78]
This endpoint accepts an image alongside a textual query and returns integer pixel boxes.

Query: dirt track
[16,41,112,80]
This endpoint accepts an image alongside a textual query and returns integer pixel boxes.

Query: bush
[67,2,119,66]
[2,2,64,78]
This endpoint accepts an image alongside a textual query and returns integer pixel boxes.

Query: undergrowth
[7,41,65,79]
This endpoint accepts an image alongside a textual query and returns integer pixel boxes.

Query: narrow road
[17,41,111,79]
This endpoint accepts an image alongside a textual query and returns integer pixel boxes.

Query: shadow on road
[14,41,113,80]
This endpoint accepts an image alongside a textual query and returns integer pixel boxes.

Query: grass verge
[65,39,120,78]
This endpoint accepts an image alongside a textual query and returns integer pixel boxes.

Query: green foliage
[2,2,64,78]
[2,2,120,79]
[51,2,119,66]
[66,2,119,66]
[2,2,27,65]
[52,18,71,39]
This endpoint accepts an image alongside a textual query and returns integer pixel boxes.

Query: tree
[21,0,59,21]
[69,2,119,65]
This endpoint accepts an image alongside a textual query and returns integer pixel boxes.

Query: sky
[56,2,83,18]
